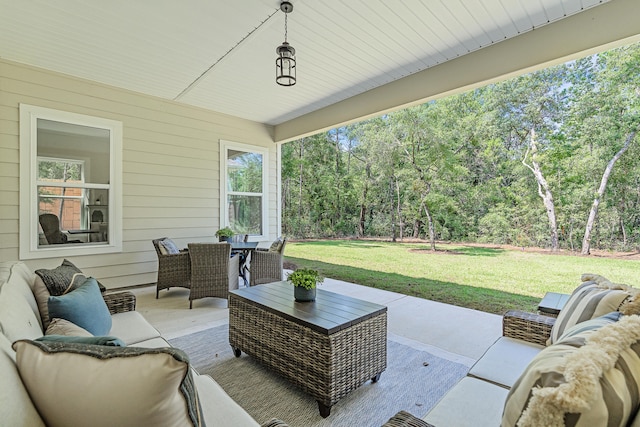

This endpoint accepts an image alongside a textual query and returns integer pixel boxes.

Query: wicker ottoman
[229,281,387,417]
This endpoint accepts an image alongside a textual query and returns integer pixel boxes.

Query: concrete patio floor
[133,275,502,368]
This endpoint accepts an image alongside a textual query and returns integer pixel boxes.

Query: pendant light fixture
[276,1,296,86]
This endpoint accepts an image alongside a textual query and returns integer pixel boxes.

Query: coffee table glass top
[230,281,387,334]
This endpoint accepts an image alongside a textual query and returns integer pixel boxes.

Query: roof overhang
[274,0,640,143]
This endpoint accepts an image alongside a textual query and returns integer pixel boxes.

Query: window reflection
[36,119,110,246]
[227,149,263,235]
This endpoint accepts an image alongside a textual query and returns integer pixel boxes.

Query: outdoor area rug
[169,324,468,427]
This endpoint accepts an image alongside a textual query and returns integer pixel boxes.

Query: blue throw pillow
[36,335,125,347]
[48,278,112,336]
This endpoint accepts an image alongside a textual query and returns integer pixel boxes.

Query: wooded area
[281,43,640,254]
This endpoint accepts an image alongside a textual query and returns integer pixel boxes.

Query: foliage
[287,268,324,290]
[215,227,234,238]
[281,42,640,253]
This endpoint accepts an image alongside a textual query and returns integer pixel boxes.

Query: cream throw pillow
[45,318,93,337]
[13,340,203,427]
[548,279,631,344]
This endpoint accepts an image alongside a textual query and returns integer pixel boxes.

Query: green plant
[287,268,324,290]
[215,227,234,238]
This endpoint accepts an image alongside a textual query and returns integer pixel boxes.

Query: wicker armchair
[152,237,191,299]
[39,213,82,244]
[187,242,240,309]
[249,238,287,286]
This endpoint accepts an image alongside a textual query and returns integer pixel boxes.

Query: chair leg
[189,300,193,309]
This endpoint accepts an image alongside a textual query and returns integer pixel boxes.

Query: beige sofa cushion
[109,311,162,345]
[128,336,173,348]
[195,374,260,427]
[14,340,203,427]
[0,285,43,343]
[468,336,543,388]
[0,334,44,427]
[0,261,43,331]
[424,376,509,427]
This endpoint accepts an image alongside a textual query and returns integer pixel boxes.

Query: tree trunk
[396,179,403,241]
[582,130,637,255]
[522,127,559,251]
[390,177,397,242]
[413,219,421,238]
[358,179,368,239]
[422,200,436,251]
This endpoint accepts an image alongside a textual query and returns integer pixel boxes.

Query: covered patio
[1,2,640,426]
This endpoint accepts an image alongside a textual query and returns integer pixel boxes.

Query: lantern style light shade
[276,1,296,86]
[276,41,296,86]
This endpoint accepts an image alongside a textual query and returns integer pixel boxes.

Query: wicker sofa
[419,275,640,427]
[0,260,285,427]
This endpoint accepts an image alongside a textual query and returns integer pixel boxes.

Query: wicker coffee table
[229,281,387,417]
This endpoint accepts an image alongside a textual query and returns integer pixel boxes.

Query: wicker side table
[229,281,387,418]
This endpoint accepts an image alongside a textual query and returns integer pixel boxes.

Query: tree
[582,130,637,254]
[522,127,559,250]
[565,44,640,254]
[487,66,566,250]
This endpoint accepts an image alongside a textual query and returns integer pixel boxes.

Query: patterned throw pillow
[269,238,283,252]
[160,238,181,255]
[13,340,203,427]
[35,259,88,296]
[548,281,630,344]
[502,313,640,427]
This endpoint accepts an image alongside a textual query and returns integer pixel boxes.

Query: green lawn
[284,240,639,314]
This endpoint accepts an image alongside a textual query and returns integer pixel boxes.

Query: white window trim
[220,140,269,241]
[19,104,123,259]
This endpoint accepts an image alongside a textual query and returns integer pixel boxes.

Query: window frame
[219,140,269,241]
[19,104,123,259]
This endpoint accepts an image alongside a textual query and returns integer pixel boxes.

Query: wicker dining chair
[249,238,287,286]
[152,237,191,299]
[187,242,240,309]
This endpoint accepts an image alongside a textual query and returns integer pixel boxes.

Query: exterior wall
[0,59,277,289]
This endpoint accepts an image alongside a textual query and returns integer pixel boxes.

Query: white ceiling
[1,0,638,138]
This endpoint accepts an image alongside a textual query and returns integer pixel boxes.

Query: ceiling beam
[274,0,640,143]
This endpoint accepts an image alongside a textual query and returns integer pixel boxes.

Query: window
[20,105,122,259]
[220,141,268,240]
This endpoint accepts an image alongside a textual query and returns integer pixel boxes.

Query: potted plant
[288,268,323,302]
[215,227,234,243]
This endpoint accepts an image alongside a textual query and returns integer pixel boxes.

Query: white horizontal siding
[0,59,277,289]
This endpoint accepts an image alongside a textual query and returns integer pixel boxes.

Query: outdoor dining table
[230,241,258,286]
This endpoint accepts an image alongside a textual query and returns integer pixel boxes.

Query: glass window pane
[38,160,83,182]
[227,150,262,193]
[228,195,262,235]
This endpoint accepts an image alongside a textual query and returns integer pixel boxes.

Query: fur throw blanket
[517,314,640,427]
